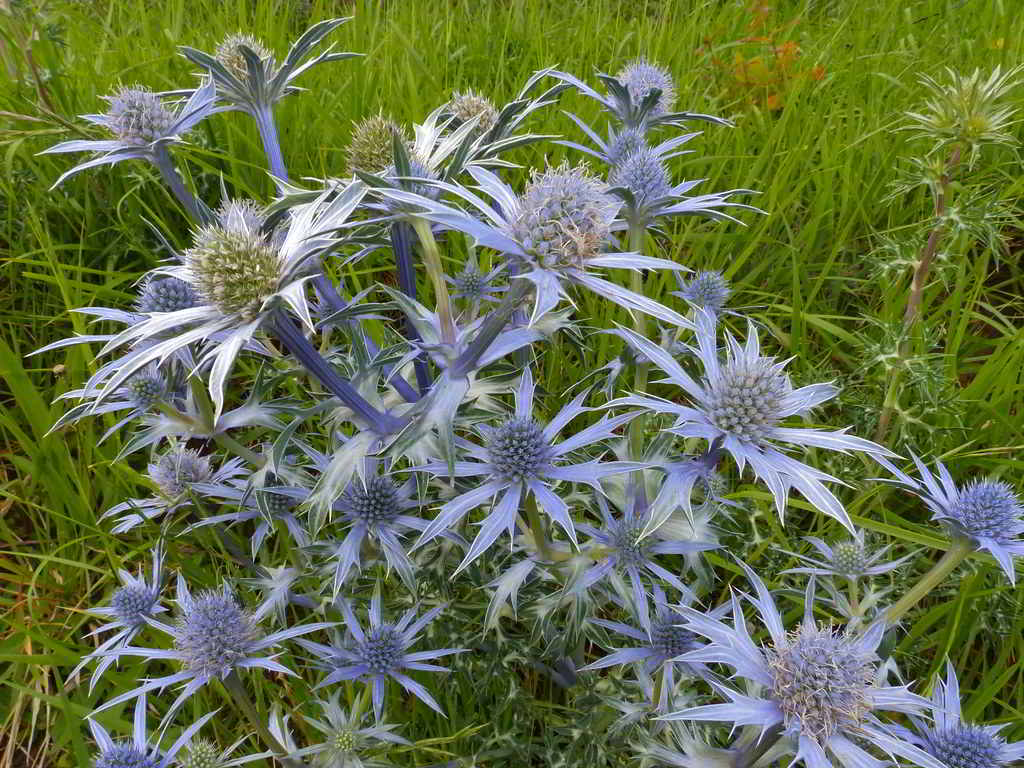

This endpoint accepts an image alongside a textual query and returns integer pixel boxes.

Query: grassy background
[2,0,1023,765]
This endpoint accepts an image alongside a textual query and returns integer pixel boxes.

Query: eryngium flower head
[784,530,910,583]
[88,694,215,768]
[309,591,464,720]
[213,197,265,235]
[178,740,221,768]
[105,87,177,145]
[383,154,441,202]
[895,662,1024,768]
[617,59,676,118]
[340,476,401,526]
[614,314,894,530]
[875,452,1024,583]
[91,578,333,720]
[215,33,273,80]
[135,276,200,314]
[663,563,946,768]
[184,225,282,319]
[347,114,404,175]
[150,447,213,499]
[450,263,504,304]
[486,418,554,481]
[175,587,263,678]
[507,162,618,268]
[675,271,731,314]
[111,582,160,628]
[302,692,410,767]
[126,368,166,410]
[448,89,499,134]
[606,127,646,165]
[904,65,1023,163]
[609,146,672,205]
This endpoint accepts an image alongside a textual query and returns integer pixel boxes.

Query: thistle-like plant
[876,451,1024,584]
[663,564,947,768]
[411,368,643,573]
[88,694,217,768]
[782,530,911,582]
[301,591,464,720]
[612,314,895,531]
[672,270,733,317]
[288,692,411,767]
[892,662,1024,768]
[93,577,334,721]
[40,81,216,220]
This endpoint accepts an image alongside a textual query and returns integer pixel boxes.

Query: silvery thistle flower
[70,546,167,692]
[612,314,896,531]
[347,114,407,175]
[283,692,410,767]
[574,490,717,614]
[446,90,499,136]
[581,584,725,711]
[371,164,696,328]
[549,60,729,133]
[783,530,911,582]
[39,80,216,216]
[673,270,732,316]
[891,662,1024,768]
[179,20,358,178]
[102,446,245,533]
[608,145,759,232]
[447,262,507,307]
[303,591,465,720]
[87,183,376,425]
[663,563,946,768]
[412,368,643,573]
[178,736,270,768]
[93,576,334,720]
[875,451,1024,583]
[88,694,216,768]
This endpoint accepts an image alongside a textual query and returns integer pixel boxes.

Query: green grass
[2,0,1023,765]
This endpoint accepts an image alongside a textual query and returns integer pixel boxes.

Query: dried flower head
[508,162,617,268]
[347,114,404,175]
[150,447,213,499]
[448,89,499,134]
[214,33,273,81]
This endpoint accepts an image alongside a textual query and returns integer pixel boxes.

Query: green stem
[222,671,302,767]
[626,221,649,463]
[732,725,784,768]
[171,382,266,467]
[848,576,861,620]
[410,217,456,345]
[525,494,553,562]
[883,537,972,625]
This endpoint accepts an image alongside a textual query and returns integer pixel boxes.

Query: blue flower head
[876,451,1024,583]
[894,662,1024,768]
[674,271,731,315]
[301,691,410,767]
[617,59,677,120]
[609,146,673,206]
[412,368,643,573]
[302,590,465,721]
[784,530,911,582]
[135,276,201,315]
[88,694,216,768]
[663,563,948,768]
[613,314,895,531]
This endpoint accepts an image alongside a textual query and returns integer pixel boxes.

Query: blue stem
[254,105,288,181]
[313,273,419,403]
[271,311,404,434]
[390,222,431,394]
[152,146,205,223]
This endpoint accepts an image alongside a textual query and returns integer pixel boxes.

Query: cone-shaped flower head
[448,89,499,134]
[135,276,200,314]
[105,87,177,145]
[664,563,947,768]
[606,127,646,165]
[609,146,672,205]
[214,33,273,80]
[452,264,493,302]
[88,694,214,768]
[897,662,1024,768]
[347,114,404,175]
[301,692,410,767]
[94,744,160,768]
[111,582,160,629]
[150,447,213,499]
[175,588,263,679]
[613,314,895,530]
[126,368,166,410]
[486,418,554,481]
[177,740,222,768]
[676,271,731,314]
[184,225,282,320]
[617,59,677,119]
[508,163,618,269]
[339,476,402,527]
[876,452,1024,583]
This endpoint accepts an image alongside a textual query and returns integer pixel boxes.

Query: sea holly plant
[34,19,1023,767]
